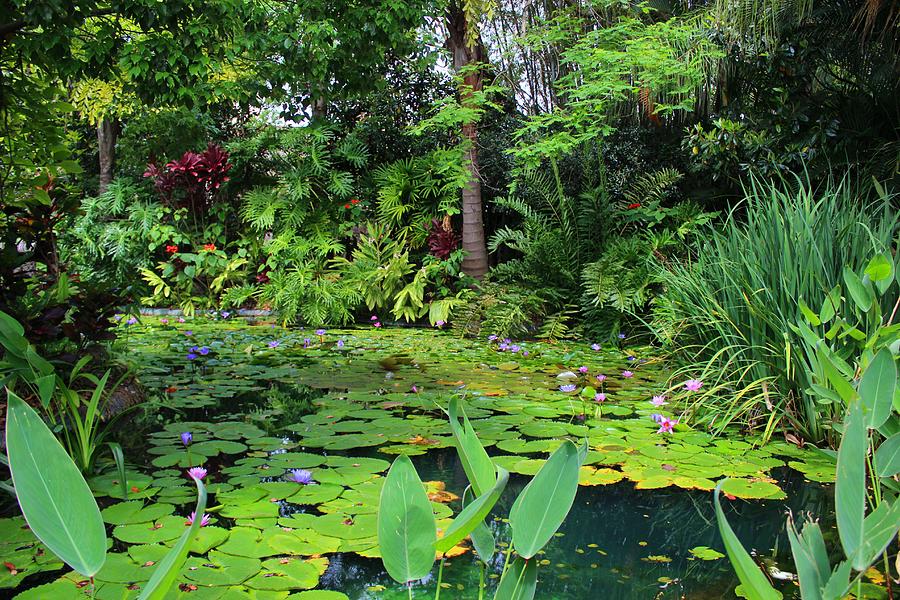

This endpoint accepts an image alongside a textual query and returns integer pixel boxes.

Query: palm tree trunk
[97,117,119,194]
[448,3,489,279]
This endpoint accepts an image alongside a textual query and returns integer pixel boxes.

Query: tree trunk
[97,117,119,194]
[447,3,489,280]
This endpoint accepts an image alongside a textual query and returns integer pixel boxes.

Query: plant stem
[408,581,413,600]
[478,562,485,600]
[434,555,445,600]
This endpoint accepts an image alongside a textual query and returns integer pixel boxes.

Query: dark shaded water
[316,450,829,599]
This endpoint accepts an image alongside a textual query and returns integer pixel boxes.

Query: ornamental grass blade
[835,402,866,567]
[509,440,583,559]
[713,482,780,600]
[5,391,106,577]
[448,397,495,496]
[435,467,508,554]
[493,557,537,600]
[138,476,207,600]
[377,454,436,583]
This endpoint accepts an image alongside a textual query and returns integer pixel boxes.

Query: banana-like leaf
[462,487,495,563]
[509,440,584,559]
[138,475,207,599]
[435,467,508,553]
[875,432,900,477]
[835,402,866,567]
[5,391,106,576]
[377,454,436,583]
[858,348,896,429]
[713,482,780,600]
[448,397,495,496]
[493,557,537,600]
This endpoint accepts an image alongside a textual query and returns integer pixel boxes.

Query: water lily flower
[627,356,636,361]
[371,315,379,321]
[498,342,509,351]
[199,346,210,355]
[575,414,586,422]
[435,320,445,327]
[488,335,498,341]
[288,469,314,484]
[160,318,169,325]
[622,370,634,378]
[617,333,626,339]
[522,350,529,357]
[187,467,207,481]
[559,384,577,393]
[650,395,667,407]
[411,385,419,393]
[178,317,186,323]
[650,414,664,424]
[190,345,199,353]
[220,311,230,319]
[594,392,606,402]
[303,338,311,348]
[591,343,601,351]
[315,329,326,336]
[578,366,589,374]
[268,340,280,348]
[185,330,193,336]
[374,322,381,328]
[185,512,210,527]
[126,317,138,325]
[657,417,678,434]
[510,345,520,353]
[186,353,198,360]
[336,340,344,348]
[684,379,703,392]
[596,374,607,382]
[181,432,192,446]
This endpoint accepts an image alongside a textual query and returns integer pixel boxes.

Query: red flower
[202,243,216,252]
[344,204,352,209]
[351,198,360,205]
[165,244,178,254]
[627,203,641,209]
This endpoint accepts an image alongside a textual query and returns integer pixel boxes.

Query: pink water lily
[622,370,634,378]
[594,392,606,402]
[684,379,703,392]
[656,417,678,434]
[187,467,207,481]
[578,366,589,374]
[186,512,210,527]
[650,395,667,407]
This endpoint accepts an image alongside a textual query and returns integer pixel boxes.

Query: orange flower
[202,243,216,252]
[165,245,178,254]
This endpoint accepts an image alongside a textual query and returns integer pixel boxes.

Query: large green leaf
[5,391,106,576]
[865,253,894,293]
[713,482,780,600]
[842,267,873,312]
[786,517,830,599]
[435,467,508,553]
[138,476,208,599]
[493,557,537,600]
[835,402,866,567]
[448,397,495,496]
[875,432,900,477]
[377,454,436,583]
[509,440,584,559]
[858,349,897,429]
[856,500,900,571]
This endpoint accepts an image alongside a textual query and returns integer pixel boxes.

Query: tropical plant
[373,149,467,247]
[714,327,899,599]
[5,389,208,598]
[377,397,586,599]
[655,176,898,443]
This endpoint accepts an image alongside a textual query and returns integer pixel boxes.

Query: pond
[3,318,842,599]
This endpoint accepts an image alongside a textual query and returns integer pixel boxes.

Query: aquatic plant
[377,397,586,599]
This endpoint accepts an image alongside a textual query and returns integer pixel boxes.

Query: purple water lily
[185,330,193,336]
[268,340,280,348]
[336,340,344,348]
[186,353,198,360]
[181,432,192,446]
[591,343,601,351]
[435,320,445,327]
[559,384,577,393]
[594,392,606,402]
[650,413,664,424]
[622,370,634,378]
[488,335,498,341]
[578,366,589,374]
[617,333,626,339]
[187,467,207,481]
[650,395,667,407]
[315,329,326,336]
[522,351,529,357]
[288,469,314,484]
[199,346,210,355]
[303,338,311,348]
[160,318,169,325]
[596,374,607,382]
[126,317,138,325]
[510,345,520,353]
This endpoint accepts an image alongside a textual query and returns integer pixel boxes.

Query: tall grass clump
[654,176,898,444]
